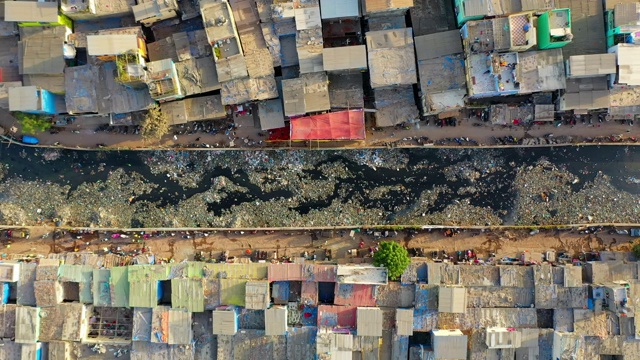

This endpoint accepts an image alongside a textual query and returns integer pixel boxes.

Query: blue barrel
[21,136,40,145]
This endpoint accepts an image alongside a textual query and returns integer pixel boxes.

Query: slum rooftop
[0,0,636,134]
[0,250,639,359]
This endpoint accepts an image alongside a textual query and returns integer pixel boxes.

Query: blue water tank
[0,282,9,304]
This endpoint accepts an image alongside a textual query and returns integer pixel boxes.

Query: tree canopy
[140,105,169,142]
[13,112,51,134]
[632,242,640,259]
[373,241,411,281]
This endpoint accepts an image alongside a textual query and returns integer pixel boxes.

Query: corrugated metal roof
[168,262,206,279]
[128,265,170,282]
[5,1,59,23]
[268,263,307,282]
[415,284,439,310]
[219,278,247,306]
[171,278,204,312]
[258,98,285,131]
[569,54,616,77]
[265,306,288,335]
[396,308,414,335]
[168,309,193,345]
[58,264,93,303]
[129,280,159,308]
[415,31,463,61]
[294,7,321,30]
[322,45,367,71]
[432,329,468,359]
[245,280,270,310]
[320,0,360,18]
[133,308,153,341]
[18,262,37,306]
[301,281,318,306]
[561,90,610,111]
[206,263,268,280]
[614,3,640,27]
[87,34,140,56]
[438,286,467,313]
[92,269,111,306]
[334,283,377,307]
[212,306,238,335]
[312,265,338,282]
[364,0,413,13]
[317,305,357,328]
[356,307,383,336]
[109,266,129,307]
[15,306,40,344]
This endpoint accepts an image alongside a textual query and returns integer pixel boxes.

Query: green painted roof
[93,269,111,306]
[129,280,159,308]
[171,278,204,312]
[110,266,129,307]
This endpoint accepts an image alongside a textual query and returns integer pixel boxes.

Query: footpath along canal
[0,145,639,229]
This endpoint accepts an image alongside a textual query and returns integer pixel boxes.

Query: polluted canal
[0,145,639,228]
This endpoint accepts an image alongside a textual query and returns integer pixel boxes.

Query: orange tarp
[290,109,366,140]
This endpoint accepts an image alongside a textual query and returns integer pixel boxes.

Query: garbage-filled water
[0,145,639,228]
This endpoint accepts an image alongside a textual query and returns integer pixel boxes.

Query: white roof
[322,45,367,71]
[614,44,640,85]
[5,1,59,23]
[438,286,467,313]
[265,306,288,335]
[357,307,383,337]
[568,54,616,77]
[320,0,360,19]
[9,86,38,112]
[87,34,139,56]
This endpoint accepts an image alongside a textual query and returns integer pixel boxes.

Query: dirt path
[1,226,636,262]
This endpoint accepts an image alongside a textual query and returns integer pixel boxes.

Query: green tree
[373,241,411,281]
[633,242,640,259]
[140,105,169,142]
[12,112,51,134]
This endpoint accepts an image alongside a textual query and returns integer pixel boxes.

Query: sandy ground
[2,226,637,262]
[1,108,639,150]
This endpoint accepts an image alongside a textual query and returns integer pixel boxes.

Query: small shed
[357,307,383,337]
[0,262,20,282]
[432,329,468,359]
[396,308,414,336]
[15,306,40,344]
[265,306,288,335]
[212,306,239,335]
[438,286,467,313]
[486,327,522,349]
[245,280,270,310]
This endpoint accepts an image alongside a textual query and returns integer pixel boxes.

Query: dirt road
[1,226,636,262]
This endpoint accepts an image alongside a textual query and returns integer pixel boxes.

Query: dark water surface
[0,145,639,228]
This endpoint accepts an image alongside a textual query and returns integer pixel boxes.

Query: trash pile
[0,147,639,228]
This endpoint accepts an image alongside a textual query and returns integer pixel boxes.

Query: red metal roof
[301,281,318,306]
[334,283,376,307]
[318,305,357,328]
[313,265,338,282]
[290,109,366,140]
[268,263,306,282]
